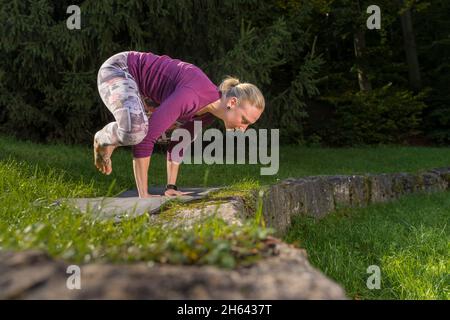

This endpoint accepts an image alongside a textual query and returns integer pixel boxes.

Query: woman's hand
[139,193,162,199]
[164,189,194,197]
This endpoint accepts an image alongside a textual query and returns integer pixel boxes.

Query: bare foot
[93,136,116,175]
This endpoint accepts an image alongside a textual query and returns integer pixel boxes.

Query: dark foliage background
[0,0,447,147]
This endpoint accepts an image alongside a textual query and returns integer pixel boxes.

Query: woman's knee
[117,122,148,145]
[133,122,149,144]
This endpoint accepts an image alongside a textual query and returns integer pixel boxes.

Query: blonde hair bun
[218,76,265,112]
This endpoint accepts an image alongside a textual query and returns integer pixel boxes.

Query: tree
[397,0,422,91]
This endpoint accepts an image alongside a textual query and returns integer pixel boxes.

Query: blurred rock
[0,240,346,299]
[263,167,450,235]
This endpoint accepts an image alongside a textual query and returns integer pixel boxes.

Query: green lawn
[1,135,450,196]
[284,191,450,300]
[0,157,270,268]
[0,135,449,299]
[0,137,274,268]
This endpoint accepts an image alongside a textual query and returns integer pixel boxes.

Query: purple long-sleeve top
[126,51,220,161]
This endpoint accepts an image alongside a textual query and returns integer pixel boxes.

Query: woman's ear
[229,96,238,107]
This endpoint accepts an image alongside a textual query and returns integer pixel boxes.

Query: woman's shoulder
[183,72,221,103]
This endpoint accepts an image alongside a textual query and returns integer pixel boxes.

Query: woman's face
[222,96,262,132]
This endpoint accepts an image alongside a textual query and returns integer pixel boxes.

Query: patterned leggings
[96,51,148,146]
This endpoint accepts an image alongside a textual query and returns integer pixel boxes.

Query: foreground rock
[262,167,450,235]
[0,241,346,299]
[0,196,346,300]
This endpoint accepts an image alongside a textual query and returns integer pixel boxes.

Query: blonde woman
[95,51,265,198]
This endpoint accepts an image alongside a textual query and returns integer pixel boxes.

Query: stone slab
[57,186,222,220]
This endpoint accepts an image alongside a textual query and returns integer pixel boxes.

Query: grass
[0,135,449,295]
[0,159,272,268]
[284,191,450,300]
[2,135,450,196]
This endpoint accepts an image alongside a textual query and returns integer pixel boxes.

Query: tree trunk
[398,0,422,91]
[353,29,372,92]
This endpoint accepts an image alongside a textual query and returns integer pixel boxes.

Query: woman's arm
[167,159,180,185]
[132,87,199,160]
[163,114,217,197]
[165,159,193,196]
[133,156,158,198]
[133,156,187,197]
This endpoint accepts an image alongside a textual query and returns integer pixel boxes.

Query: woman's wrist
[165,184,177,191]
